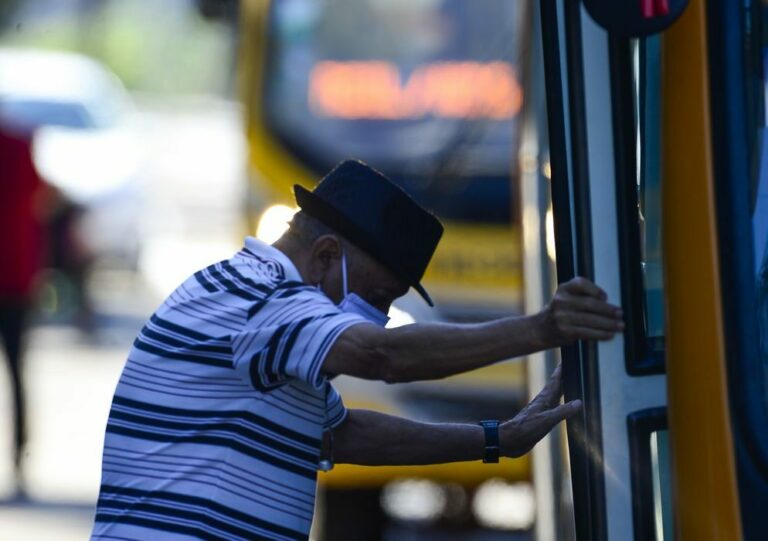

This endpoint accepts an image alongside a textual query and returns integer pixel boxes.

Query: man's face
[312,238,407,314]
[344,248,410,315]
[308,234,410,314]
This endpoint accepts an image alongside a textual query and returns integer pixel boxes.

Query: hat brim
[294,184,435,307]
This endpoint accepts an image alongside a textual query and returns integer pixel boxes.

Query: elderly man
[91,160,623,540]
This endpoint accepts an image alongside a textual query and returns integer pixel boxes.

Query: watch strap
[479,420,500,463]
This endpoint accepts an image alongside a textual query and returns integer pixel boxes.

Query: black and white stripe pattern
[91,238,364,540]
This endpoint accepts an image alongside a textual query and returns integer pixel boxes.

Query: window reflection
[758,232,768,411]
[631,36,665,348]
[749,0,768,411]
[755,129,768,408]
[650,430,673,541]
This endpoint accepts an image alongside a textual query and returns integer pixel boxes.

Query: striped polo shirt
[91,237,367,541]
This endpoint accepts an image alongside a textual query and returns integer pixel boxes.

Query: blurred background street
[0,96,245,538]
[0,3,245,531]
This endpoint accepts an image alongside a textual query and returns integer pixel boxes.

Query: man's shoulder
[239,236,305,286]
[157,238,339,322]
[228,252,285,290]
[185,237,300,297]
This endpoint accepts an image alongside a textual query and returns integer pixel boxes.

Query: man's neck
[272,237,310,284]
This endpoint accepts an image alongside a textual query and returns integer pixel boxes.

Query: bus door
[539,2,676,539]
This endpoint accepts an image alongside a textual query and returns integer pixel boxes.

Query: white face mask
[335,252,390,327]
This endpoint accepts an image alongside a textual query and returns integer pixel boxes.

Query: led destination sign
[308,60,522,120]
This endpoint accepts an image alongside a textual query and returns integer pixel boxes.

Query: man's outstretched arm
[329,364,578,466]
[323,277,623,383]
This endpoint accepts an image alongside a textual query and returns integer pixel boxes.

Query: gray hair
[285,211,337,246]
[284,211,367,265]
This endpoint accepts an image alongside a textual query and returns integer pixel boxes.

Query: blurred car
[0,47,147,270]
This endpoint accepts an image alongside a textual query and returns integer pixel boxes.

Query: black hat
[294,160,444,306]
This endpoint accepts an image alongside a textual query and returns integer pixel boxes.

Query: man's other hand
[539,276,624,347]
[500,364,580,458]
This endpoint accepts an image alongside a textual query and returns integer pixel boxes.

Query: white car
[0,47,147,269]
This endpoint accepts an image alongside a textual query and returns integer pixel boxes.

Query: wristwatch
[479,420,500,463]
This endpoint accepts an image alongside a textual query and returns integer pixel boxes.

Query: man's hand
[539,277,624,347]
[500,364,580,458]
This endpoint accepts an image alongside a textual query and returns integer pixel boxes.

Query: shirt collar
[243,236,304,283]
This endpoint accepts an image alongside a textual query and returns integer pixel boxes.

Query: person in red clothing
[0,122,47,492]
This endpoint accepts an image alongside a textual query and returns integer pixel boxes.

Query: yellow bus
[238,0,528,316]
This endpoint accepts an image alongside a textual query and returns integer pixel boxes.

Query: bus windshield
[262,0,525,223]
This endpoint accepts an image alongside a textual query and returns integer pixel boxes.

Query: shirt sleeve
[232,285,367,391]
[323,383,348,431]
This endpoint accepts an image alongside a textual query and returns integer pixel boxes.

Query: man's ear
[307,235,342,285]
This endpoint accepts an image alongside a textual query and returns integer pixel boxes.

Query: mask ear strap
[341,250,349,297]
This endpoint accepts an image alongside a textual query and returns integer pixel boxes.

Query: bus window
[628,408,672,540]
[758,148,768,409]
[707,2,768,533]
[750,3,768,409]
[630,39,673,537]
[736,0,768,410]
[759,187,768,411]
[615,33,665,374]
[632,36,665,347]
[650,429,673,541]
[261,0,524,224]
